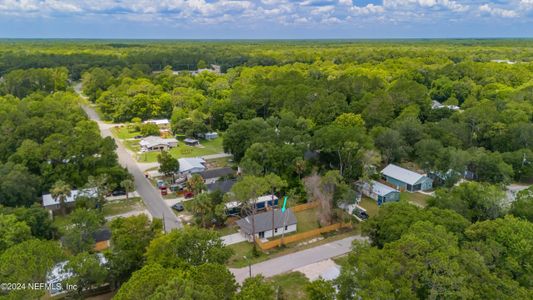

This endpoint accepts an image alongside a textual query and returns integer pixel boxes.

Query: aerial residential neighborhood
[1,3,532,299]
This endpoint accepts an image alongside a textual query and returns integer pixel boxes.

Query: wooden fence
[291,201,319,212]
[256,222,352,251]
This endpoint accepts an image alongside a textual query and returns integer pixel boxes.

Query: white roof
[257,194,278,203]
[381,164,425,186]
[42,188,98,207]
[140,136,178,148]
[178,157,206,173]
[224,194,278,210]
[367,180,399,197]
[143,119,169,125]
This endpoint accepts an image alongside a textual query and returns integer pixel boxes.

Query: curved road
[81,104,182,232]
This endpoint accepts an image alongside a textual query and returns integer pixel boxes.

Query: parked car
[157,179,166,189]
[353,205,369,220]
[111,189,126,196]
[134,135,143,139]
[184,191,194,199]
[161,187,168,196]
[171,203,184,211]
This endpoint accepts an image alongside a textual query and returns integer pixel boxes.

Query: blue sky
[0,0,532,38]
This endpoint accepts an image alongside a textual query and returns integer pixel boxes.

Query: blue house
[361,180,400,206]
[381,164,433,192]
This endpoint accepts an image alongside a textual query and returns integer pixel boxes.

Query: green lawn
[400,192,432,207]
[358,197,380,217]
[136,138,224,163]
[215,224,239,236]
[111,126,141,140]
[268,272,310,300]
[103,197,144,216]
[295,208,320,233]
[333,255,350,268]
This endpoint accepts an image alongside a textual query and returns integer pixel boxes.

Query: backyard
[358,197,380,217]
[294,207,320,233]
[400,192,432,207]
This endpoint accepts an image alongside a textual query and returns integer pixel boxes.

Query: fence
[256,222,352,251]
[291,201,319,212]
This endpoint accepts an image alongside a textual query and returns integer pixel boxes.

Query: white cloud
[0,0,529,26]
[479,3,518,18]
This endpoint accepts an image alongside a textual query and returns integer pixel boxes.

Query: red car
[161,187,168,196]
[184,191,194,199]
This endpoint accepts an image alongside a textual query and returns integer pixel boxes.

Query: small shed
[381,164,433,192]
[361,180,400,205]
[184,138,200,146]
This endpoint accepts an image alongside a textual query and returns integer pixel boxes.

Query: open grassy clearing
[400,192,432,207]
[110,126,141,140]
[102,197,144,216]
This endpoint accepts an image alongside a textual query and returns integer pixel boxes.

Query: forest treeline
[0,40,532,299]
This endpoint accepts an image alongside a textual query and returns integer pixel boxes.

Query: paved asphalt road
[230,235,367,283]
[81,104,182,232]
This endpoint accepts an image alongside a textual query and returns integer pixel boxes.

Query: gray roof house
[237,209,297,240]
[42,188,98,212]
[381,164,433,192]
[140,136,178,151]
[178,157,206,174]
[361,180,400,205]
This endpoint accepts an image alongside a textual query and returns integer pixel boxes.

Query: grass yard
[400,192,432,207]
[136,138,224,163]
[103,197,144,216]
[111,126,141,140]
[215,224,239,236]
[295,208,320,233]
[268,272,310,300]
[358,197,380,217]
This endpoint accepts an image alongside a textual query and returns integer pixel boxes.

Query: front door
[258,231,265,239]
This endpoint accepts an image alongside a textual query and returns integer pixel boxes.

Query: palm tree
[51,180,71,216]
[120,179,135,200]
[190,193,212,227]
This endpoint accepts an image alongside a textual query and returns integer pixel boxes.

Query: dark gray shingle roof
[207,179,237,194]
[236,209,297,235]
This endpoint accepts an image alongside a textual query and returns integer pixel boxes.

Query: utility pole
[243,256,251,278]
[162,212,166,232]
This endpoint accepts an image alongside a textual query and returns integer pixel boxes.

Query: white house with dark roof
[236,209,297,241]
[381,164,433,192]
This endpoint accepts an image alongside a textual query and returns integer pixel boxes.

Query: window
[259,231,265,238]
[285,226,288,230]
[274,228,278,234]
